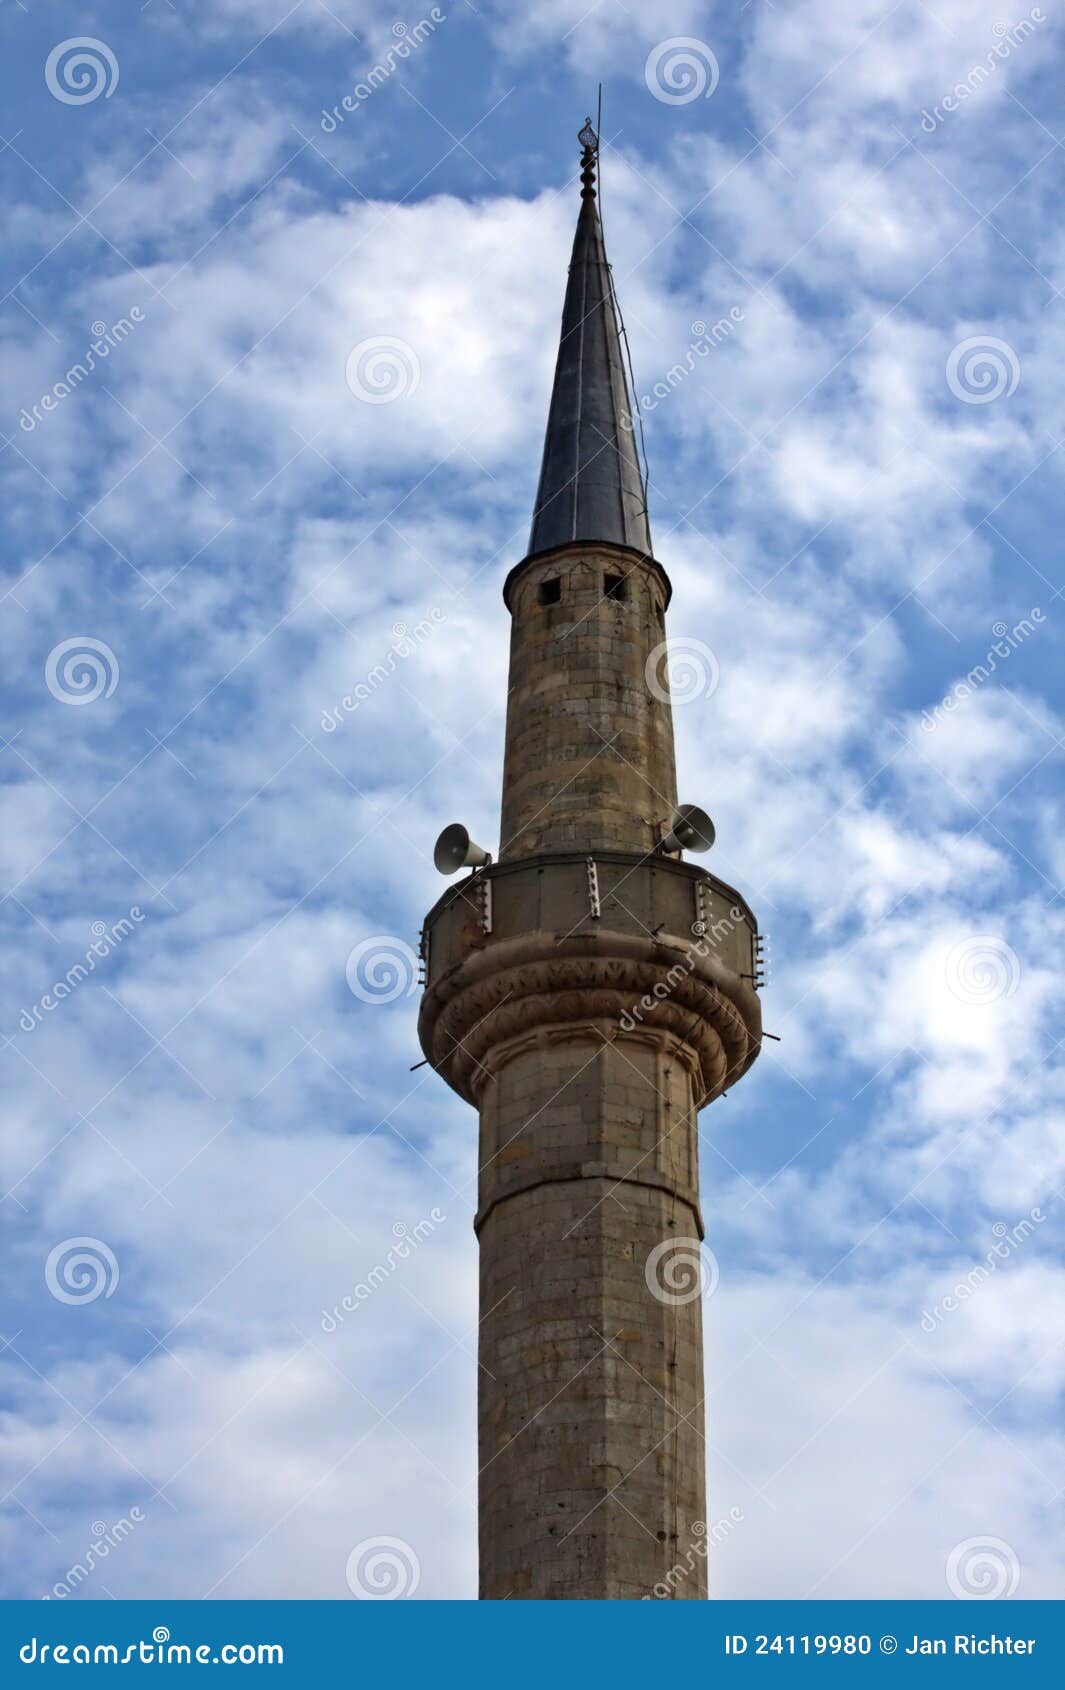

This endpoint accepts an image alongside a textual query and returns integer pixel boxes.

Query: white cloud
[2,0,1061,1603]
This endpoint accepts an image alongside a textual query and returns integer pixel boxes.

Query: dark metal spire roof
[527,124,651,558]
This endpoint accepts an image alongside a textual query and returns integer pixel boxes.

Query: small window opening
[604,573,626,601]
[538,576,561,605]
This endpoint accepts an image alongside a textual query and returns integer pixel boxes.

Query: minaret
[419,123,762,1600]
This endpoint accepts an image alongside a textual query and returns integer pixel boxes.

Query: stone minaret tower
[419,125,762,1600]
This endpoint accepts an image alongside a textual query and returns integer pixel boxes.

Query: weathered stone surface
[476,1035,707,1600]
[418,537,760,1600]
[500,544,677,858]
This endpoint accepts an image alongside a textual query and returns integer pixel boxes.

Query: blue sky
[1,0,1062,1602]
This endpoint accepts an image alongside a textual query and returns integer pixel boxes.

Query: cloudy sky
[1,0,1062,1603]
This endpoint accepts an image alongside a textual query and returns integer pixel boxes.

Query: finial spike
[578,116,598,199]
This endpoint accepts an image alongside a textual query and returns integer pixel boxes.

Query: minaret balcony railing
[418,850,762,1110]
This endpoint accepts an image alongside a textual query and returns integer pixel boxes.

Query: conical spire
[527,123,651,558]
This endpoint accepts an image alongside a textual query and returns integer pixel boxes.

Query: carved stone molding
[418,930,760,1108]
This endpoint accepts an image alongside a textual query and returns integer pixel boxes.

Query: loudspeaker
[661,804,715,854]
[433,823,491,876]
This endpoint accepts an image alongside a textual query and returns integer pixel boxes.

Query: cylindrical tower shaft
[476,1029,707,1599]
[499,545,677,859]
[480,534,704,1597]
